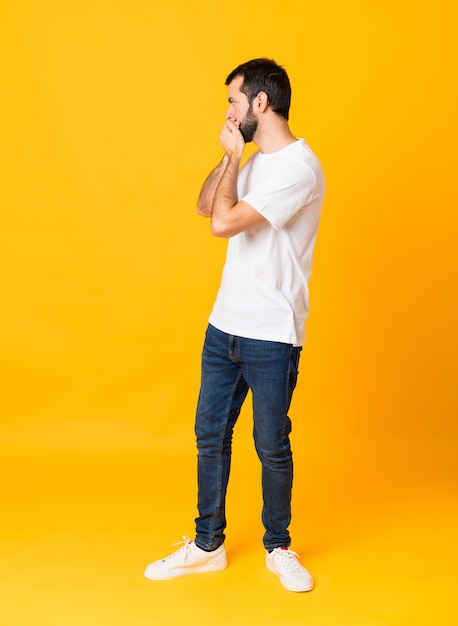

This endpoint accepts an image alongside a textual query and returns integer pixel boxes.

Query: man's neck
[254,118,298,154]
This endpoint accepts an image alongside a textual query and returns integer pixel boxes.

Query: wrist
[227,152,242,166]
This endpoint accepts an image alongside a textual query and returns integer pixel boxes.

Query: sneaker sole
[266,560,314,592]
[144,553,228,580]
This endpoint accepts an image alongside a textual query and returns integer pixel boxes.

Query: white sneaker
[144,536,227,580]
[266,547,314,592]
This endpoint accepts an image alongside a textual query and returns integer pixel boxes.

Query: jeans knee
[254,438,292,469]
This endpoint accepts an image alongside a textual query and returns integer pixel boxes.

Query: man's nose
[226,107,235,121]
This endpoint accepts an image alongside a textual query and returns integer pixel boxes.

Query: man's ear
[255,91,269,113]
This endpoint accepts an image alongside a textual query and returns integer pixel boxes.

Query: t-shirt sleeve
[241,161,318,230]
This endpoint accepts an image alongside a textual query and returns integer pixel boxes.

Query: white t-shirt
[208,138,325,347]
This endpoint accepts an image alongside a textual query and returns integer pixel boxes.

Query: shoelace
[273,548,304,573]
[162,536,192,563]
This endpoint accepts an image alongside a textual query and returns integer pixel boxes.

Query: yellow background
[1,1,457,624]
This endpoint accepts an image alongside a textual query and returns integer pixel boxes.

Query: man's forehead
[227,75,245,99]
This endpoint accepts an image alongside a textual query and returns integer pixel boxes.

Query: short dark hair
[225,58,291,120]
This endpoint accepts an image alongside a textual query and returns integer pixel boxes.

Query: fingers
[220,120,243,142]
[219,120,244,158]
[220,121,238,137]
[225,116,240,129]
[219,123,233,145]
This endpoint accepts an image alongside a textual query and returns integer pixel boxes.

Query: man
[144,58,325,592]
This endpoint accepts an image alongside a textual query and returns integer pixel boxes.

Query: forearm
[212,156,239,214]
[196,155,228,217]
[211,155,241,236]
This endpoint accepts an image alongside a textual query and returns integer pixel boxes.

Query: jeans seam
[207,367,244,545]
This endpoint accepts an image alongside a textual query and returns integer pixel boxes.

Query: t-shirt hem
[208,316,304,347]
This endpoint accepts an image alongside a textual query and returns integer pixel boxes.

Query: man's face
[226,76,259,143]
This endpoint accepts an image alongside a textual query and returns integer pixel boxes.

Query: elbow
[210,217,232,238]
[196,201,211,217]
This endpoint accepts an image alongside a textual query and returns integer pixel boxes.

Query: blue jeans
[194,324,301,552]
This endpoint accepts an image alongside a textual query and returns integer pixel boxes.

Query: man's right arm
[196,155,228,217]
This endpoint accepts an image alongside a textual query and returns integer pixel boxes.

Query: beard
[239,107,258,143]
